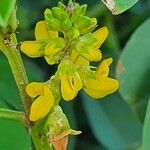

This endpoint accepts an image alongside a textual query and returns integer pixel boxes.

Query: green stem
[0,6,32,116]
[0,33,31,116]
[0,108,26,125]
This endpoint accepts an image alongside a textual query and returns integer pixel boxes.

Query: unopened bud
[58,2,66,9]
[45,9,61,31]
[76,16,91,29]
[62,18,72,31]
[79,18,97,35]
[67,26,80,40]
[52,7,68,20]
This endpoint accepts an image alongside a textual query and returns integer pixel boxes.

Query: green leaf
[143,97,150,150]
[101,0,138,14]
[0,97,9,108]
[0,0,16,27]
[0,119,30,150]
[116,18,150,120]
[0,54,44,149]
[0,54,21,109]
[0,53,44,109]
[81,92,142,150]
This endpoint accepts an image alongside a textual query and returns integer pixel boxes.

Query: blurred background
[0,0,150,149]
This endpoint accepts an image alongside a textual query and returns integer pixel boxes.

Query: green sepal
[45,106,70,136]
[31,119,54,150]
[45,105,81,139]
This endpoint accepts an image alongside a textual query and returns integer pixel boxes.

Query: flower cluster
[20,2,119,122]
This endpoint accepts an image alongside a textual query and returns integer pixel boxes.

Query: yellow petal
[82,48,102,62]
[96,58,113,78]
[92,27,108,48]
[71,50,89,65]
[61,74,77,101]
[84,78,119,99]
[71,73,83,91]
[45,55,59,65]
[26,82,44,98]
[45,44,60,56]
[30,86,54,121]
[20,41,42,58]
[35,21,58,40]
[84,88,109,99]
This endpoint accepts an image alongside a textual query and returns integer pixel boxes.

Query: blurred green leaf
[0,54,21,109]
[0,54,44,109]
[143,97,150,150]
[0,119,30,150]
[0,53,44,149]
[116,18,150,120]
[0,97,9,108]
[81,92,142,150]
[0,0,16,27]
[101,0,138,14]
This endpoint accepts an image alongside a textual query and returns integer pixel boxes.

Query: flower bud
[67,26,80,40]
[45,106,81,150]
[52,7,68,20]
[58,1,66,9]
[61,18,72,31]
[76,16,91,29]
[80,4,88,15]
[79,18,97,35]
[44,9,61,31]
[46,106,70,136]
[74,3,87,16]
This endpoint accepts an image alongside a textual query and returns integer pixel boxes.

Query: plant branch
[0,7,32,117]
[0,108,26,125]
[0,33,31,116]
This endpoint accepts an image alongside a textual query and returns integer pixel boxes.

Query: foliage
[0,0,150,150]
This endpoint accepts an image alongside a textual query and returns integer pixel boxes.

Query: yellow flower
[74,27,108,63]
[71,49,89,66]
[80,27,108,62]
[80,47,102,62]
[92,27,109,48]
[83,58,119,99]
[61,73,83,101]
[34,21,58,40]
[58,60,83,101]
[20,21,65,64]
[26,82,54,121]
